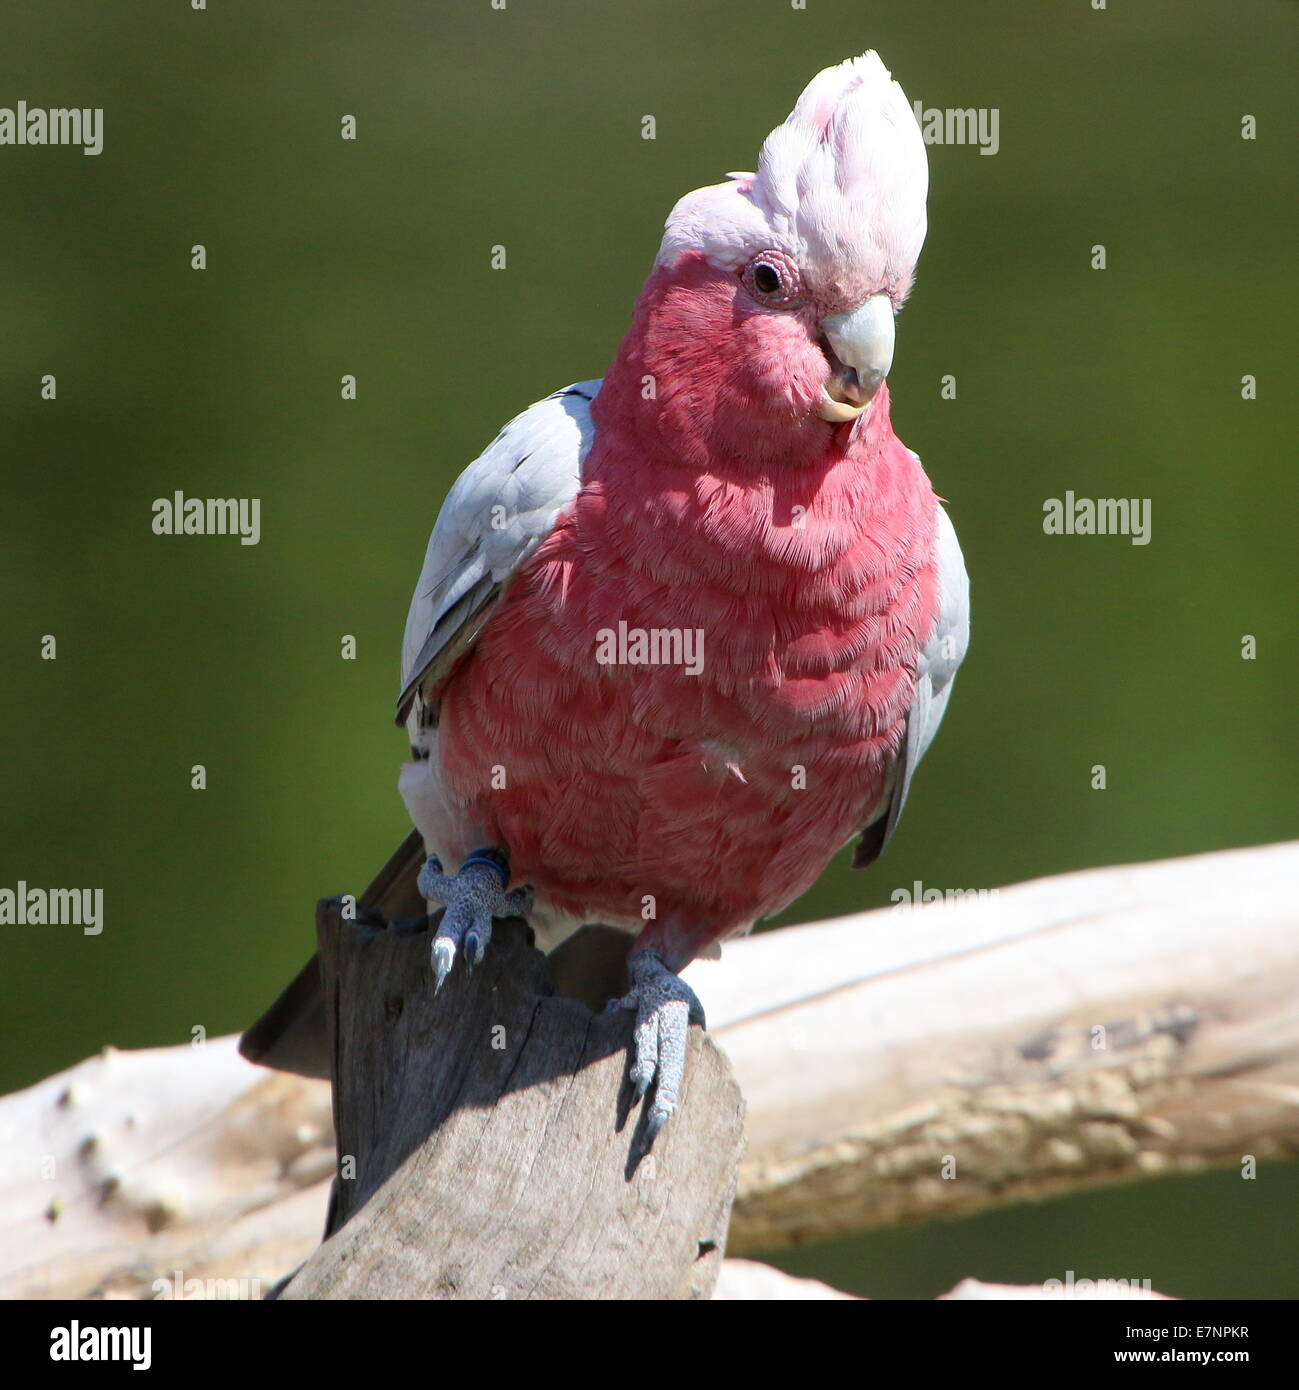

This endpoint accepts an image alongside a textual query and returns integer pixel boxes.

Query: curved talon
[419,849,531,989]
[608,948,705,1142]
[432,936,456,990]
[417,854,444,893]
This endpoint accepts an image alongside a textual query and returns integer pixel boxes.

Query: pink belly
[443,639,908,927]
[437,506,935,965]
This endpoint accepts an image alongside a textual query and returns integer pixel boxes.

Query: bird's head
[623,51,927,457]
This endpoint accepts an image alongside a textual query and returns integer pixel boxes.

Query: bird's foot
[605,948,706,1142]
[418,849,533,990]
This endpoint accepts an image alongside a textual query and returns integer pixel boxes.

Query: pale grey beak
[817,293,895,422]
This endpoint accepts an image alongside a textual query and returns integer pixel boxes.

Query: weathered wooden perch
[277,899,745,1299]
[3,840,1296,1300]
[718,837,1299,1246]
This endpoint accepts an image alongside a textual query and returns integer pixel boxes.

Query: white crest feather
[658,51,928,301]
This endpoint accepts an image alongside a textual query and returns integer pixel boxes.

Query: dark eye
[741,250,801,306]
[753,263,781,294]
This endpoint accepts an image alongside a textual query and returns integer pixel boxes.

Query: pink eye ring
[741,250,802,306]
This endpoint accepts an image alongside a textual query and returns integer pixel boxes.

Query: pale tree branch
[2,840,1293,1299]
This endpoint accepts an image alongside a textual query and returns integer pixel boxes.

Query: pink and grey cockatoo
[391,50,969,1138]
[240,51,968,1135]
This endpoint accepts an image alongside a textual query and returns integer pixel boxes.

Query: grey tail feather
[238,829,427,1079]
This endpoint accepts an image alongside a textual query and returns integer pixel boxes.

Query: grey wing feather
[853,501,969,868]
[395,381,599,728]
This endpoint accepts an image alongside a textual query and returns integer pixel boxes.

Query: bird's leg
[417,849,533,990]
[605,947,706,1141]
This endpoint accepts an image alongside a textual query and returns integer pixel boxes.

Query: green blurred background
[2,0,1296,1297]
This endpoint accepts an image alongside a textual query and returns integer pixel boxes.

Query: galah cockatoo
[241,52,968,1137]
[394,50,969,1138]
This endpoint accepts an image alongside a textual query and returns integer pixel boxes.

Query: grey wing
[396,381,600,730]
[852,501,969,868]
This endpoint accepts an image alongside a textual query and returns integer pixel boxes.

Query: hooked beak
[817,293,895,423]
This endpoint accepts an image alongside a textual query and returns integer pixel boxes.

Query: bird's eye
[742,251,801,306]
[753,263,781,294]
